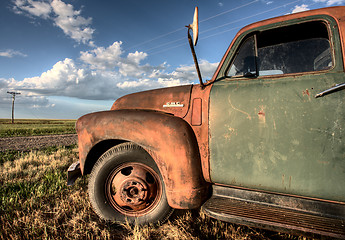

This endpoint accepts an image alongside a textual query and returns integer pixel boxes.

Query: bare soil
[0,134,78,152]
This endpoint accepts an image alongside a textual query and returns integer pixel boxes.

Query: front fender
[76,110,209,209]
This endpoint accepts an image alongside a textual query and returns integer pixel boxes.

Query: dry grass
[0,147,306,240]
[0,147,125,239]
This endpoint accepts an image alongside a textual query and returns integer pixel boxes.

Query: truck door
[209,17,345,202]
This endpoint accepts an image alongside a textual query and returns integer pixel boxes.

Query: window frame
[217,16,339,82]
[227,34,259,78]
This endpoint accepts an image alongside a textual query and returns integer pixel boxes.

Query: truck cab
[68,6,345,238]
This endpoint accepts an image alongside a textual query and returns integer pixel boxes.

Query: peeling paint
[224,127,237,141]
[282,174,285,187]
[258,106,266,124]
[228,95,252,120]
[76,110,210,209]
[302,89,310,96]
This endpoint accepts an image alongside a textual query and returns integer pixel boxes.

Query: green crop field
[0,119,76,137]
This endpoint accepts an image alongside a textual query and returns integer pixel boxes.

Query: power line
[125,0,260,51]
[143,1,263,54]
[200,0,301,35]
[148,0,302,56]
[200,0,258,23]
[143,37,185,53]
[199,0,318,41]
[125,27,185,51]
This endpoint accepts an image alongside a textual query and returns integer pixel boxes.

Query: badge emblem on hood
[163,102,184,108]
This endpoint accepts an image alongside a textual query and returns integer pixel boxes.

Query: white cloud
[127,51,148,65]
[13,0,51,19]
[327,0,345,4]
[116,79,151,89]
[0,79,53,109]
[0,49,27,58]
[120,51,149,77]
[1,42,219,103]
[169,60,219,82]
[51,0,94,45]
[80,42,157,79]
[291,4,310,13]
[12,0,95,46]
[313,0,345,5]
[80,42,123,70]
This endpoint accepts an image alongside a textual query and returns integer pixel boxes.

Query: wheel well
[83,139,126,175]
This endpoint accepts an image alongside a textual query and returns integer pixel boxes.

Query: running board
[202,186,345,239]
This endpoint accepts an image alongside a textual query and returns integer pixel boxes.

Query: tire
[88,142,173,225]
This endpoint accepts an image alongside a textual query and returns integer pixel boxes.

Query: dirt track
[0,134,78,152]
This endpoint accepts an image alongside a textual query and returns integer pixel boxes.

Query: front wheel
[88,142,172,225]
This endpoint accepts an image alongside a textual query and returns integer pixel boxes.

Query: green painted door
[209,18,345,202]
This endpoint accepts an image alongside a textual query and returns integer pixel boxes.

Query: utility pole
[7,91,21,124]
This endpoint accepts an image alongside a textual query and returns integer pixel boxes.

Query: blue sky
[0,0,344,119]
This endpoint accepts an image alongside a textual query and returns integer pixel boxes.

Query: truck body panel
[76,110,209,209]
[209,13,345,202]
[112,85,192,118]
[210,72,345,202]
[71,6,345,237]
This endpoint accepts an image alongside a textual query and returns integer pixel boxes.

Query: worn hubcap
[119,177,147,205]
[106,162,161,216]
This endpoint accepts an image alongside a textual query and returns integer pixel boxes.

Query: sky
[0,0,344,119]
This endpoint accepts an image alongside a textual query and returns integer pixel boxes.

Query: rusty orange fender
[76,109,210,209]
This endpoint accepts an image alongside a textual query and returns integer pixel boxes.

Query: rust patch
[258,110,265,116]
[258,106,266,124]
[76,110,210,209]
[302,89,311,97]
[191,98,202,126]
[182,84,213,183]
[112,85,192,118]
[302,89,312,101]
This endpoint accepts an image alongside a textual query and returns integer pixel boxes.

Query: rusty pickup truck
[68,6,345,238]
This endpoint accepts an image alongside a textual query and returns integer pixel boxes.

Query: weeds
[0,150,25,165]
[0,147,305,240]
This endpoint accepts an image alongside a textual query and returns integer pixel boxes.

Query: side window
[228,36,256,77]
[227,21,332,77]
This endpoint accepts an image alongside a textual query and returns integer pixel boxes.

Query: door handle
[315,82,345,98]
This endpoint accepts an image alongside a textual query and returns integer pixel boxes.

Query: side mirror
[189,7,199,46]
[186,7,204,88]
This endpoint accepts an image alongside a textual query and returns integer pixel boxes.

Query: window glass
[228,36,256,77]
[227,21,332,77]
[257,38,331,74]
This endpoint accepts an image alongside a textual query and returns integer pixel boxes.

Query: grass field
[0,119,76,137]
[0,146,304,240]
[0,120,306,239]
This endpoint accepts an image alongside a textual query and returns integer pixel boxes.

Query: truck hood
[111,85,193,118]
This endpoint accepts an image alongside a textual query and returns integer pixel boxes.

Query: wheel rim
[105,162,162,217]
